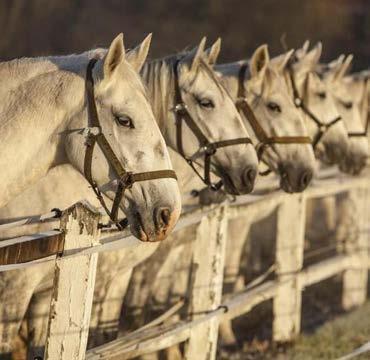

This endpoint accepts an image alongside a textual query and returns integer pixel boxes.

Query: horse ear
[326,54,345,72]
[126,33,152,73]
[295,40,310,59]
[302,40,310,53]
[326,54,353,82]
[205,37,221,66]
[191,37,207,72]
[181,37,207,73]
[103,33,125,79]
[270,49,294,72]
[250,44,269,78]
[336,54,353,80]
[294,42,322,77]
[304,42,322,66]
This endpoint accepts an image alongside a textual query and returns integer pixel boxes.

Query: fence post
[341,187,369,310]
[44,201,101,360]
[184,205,228,360]
[273,194,306,342]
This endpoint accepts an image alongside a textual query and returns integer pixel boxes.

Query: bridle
[287,60,342,148]
[84,58,177,229]
[344,77,369,138]
[235,63,312,175]
[173,59,253,191]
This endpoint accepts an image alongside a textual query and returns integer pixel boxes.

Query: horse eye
[343,101,353,109]
[267,102,281,113]
[115,114,134,128]
[198,98,215,109]
[317,91,326,99]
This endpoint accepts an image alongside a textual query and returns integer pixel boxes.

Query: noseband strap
[84,59,177,229]
[235,64,312,175]
[173,60,252,190]
[287,61,342,148]
[348,111,370,137]
[347,78,370,138]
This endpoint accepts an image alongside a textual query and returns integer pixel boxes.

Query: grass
[281,300,370,360]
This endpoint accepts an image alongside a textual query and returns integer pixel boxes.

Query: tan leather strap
[347,78,370,138]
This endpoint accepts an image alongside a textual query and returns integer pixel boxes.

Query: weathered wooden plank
[184,205,228,360]
[86,248,364,359]
[341,187,369,310]
[44,201,101,360]
[0,231,62,265]
[299,255,350,287]
[273,194,306,342]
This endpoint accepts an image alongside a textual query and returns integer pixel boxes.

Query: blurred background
[0,0,369,69]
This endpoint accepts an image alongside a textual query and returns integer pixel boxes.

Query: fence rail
[0,170,369,359]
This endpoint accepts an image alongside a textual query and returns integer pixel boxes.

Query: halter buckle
[236,97,246,107]
[84,127,101,146]
[204,145,217,156]
[120,172,134,189]
[174,103,188,116]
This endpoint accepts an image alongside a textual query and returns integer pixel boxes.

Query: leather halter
[84,59,177,229]
[347,78,369,138]
[173,60,252,190]
[235,63,312,174]
[287,61,342,148]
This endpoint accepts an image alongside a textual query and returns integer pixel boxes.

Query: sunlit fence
[1,170,369,359]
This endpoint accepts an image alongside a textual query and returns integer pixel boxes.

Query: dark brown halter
[84,59,177,229]
[347,78,369,138]
[173,60,252,191]
[235,63,312,175]
[287,61,342,148]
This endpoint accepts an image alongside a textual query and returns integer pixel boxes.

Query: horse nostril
[155,207,171,228]
[300,170,313,189]
[243,166,257,187]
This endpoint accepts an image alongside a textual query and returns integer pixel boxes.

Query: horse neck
[141,57,178,149]
[0,69,85,208]
[0,52,96,99]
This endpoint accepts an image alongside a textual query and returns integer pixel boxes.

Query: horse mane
[141,50,226,134]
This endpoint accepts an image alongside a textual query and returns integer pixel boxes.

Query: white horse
[122,43,319,358]
[0,34,182,356]
[220,44,370,349]
[280,41,350,166]
[0,37,259,357]
[312,57,370,261]
[0,33,180,240]
[319,54,369,174]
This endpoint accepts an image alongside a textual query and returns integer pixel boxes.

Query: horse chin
[221,175,241,196]
[339,158,367,176]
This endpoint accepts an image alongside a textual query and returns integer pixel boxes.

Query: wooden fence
[0,170,369,359]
